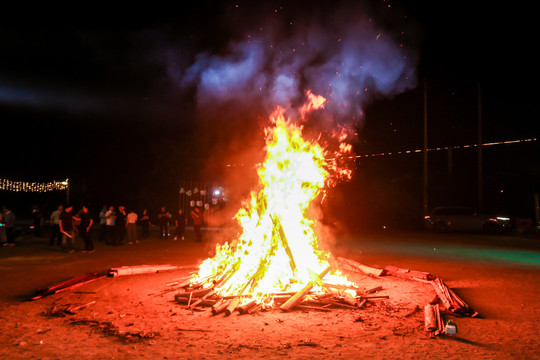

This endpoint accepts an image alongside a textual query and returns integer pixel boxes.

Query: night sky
[1,1,537,226]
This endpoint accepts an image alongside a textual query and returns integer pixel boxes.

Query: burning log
[224,298,241,316]
[189,290,216,308]
[247,304,262,314]
[280,266,331,311]
[213,262,240,288]
[238,300,258,314]
[340,292,358,307]
[271,216,297,273]
[212,299,232,315]
[315,292,334,300]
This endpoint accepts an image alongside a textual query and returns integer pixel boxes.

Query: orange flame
[193,92,354,301]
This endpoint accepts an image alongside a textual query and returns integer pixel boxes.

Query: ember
[190,92,356,308]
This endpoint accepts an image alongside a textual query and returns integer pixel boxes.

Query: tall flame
[193,92,354,301]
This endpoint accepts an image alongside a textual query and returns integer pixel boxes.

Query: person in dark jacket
[59,205,75,252]
[74,206,94,252]
[174,209,186,241]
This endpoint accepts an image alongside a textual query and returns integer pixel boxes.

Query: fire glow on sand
[190,92,356,309]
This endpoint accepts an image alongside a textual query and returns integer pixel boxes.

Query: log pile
[431,277,478,317]
[376,263,478,336]
[174,265,390,315]
[171,259,479,342]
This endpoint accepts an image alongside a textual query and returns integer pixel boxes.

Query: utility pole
[478,83,483,211]
[447,146,453,175]
[423,80,429,216]
[535,193,539,227]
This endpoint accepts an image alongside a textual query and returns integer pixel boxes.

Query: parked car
[424,206,512,233]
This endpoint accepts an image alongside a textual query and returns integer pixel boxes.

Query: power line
[354,138,537,159]
[224,137,537,167]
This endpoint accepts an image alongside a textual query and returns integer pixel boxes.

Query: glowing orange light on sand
[192,92,355,303]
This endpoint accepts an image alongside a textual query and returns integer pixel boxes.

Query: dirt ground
[0,227,539,359]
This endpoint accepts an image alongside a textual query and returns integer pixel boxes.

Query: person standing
[0,211,7,245]
[116,205,127,245]
[74,206,94,252]
[158,206,170,239]
[126,209,138,244]
[2,206,16,246]
[59,205,75,252]
[98,205,107,243]
[49,205,63,246]
[31,205,42,237]
[72,209,82,244]
[139,209,151,239]
[105,206,116,245]
[174,209,186,241]
[190,207,203,242]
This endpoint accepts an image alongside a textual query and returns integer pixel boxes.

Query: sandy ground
[0,227,539,359]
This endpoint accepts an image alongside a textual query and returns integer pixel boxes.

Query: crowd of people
[0,204,205,252]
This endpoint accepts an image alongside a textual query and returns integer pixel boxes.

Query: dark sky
[1,0,537,218]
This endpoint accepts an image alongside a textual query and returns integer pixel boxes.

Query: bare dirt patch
[0,231,539,359]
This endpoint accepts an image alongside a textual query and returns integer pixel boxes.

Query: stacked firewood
[431,277,478,317]
[376,264,478,318]
[376,264,478,338]
[174,266,389,315]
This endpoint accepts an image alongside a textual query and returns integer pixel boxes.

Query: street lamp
[61,179,70,204]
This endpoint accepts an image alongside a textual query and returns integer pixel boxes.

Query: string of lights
[0,178,69,193]
[353,138,537,159]
[226,137,537,167]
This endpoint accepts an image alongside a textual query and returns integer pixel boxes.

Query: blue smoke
[175,7,417,123]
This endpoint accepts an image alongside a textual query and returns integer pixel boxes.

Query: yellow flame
[193,93,354,300]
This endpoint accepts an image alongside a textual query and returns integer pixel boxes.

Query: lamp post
[477,83,483,211]
[423,80,429,216]
[61,179,70,204]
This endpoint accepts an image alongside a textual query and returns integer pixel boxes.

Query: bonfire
[183,92,358,313]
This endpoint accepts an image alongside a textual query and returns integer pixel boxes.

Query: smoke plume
[169,2,417,124]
